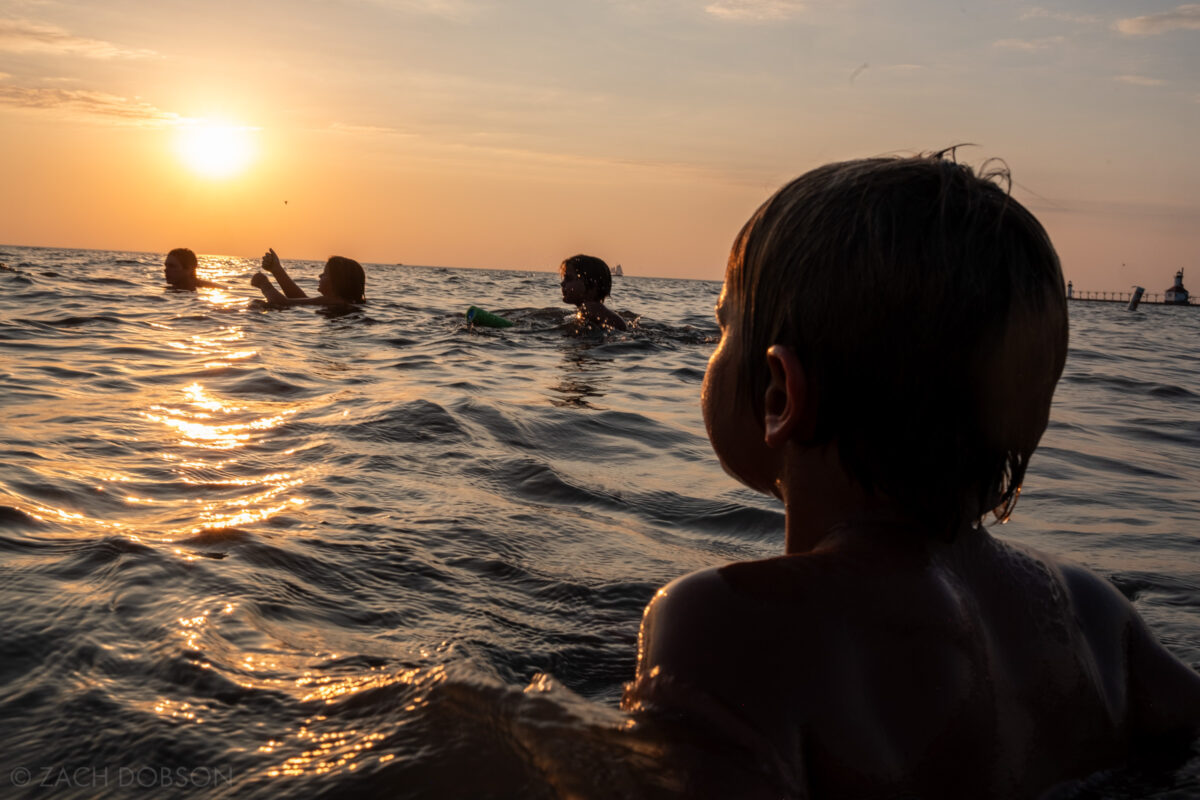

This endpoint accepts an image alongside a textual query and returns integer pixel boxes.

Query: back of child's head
[167,247,198,273]
[729,153,1068,538]
[560,254,613,300]
[326,256,365,303]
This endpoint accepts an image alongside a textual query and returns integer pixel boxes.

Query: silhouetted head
[559,254,612,304]
[319,256,366,303]
[725,153,1068,538]
[164,247,198,288]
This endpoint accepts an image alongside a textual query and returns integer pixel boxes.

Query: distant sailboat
[612,263,623,277]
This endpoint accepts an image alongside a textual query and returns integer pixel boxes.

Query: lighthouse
[1164,269,1189,305]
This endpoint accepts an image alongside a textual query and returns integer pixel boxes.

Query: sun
[175,123,256,179]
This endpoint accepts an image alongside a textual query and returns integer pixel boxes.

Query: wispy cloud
[1114,75,1166,87]
[992,35,1064,50]
[329,122,407,136]
[705,0,806,22]
[1019,7,1099,24]
[0,19,158,59]
[1115,4,1200,35]
[357,0,479,21]
[0,86,180,124]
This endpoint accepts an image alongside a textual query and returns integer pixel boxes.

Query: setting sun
[175,123,256,179]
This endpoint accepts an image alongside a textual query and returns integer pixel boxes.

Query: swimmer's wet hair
[325,256,365,304]
[729,152,1068,539]
[560,254,613,300]
[167,248,198,273]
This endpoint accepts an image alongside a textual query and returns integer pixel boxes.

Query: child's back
[632,524,1199,797]
[623,154,1200,798]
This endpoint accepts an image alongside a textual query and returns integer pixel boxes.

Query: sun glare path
[176,122,256,179]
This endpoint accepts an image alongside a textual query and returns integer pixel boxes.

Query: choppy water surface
[0,246,1197,798]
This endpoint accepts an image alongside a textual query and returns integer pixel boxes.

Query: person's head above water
[559,254,613,305]
[163,247,199,289]
[318,256,366,304]
[715,152,1068,539]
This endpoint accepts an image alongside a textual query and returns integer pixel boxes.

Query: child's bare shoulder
[580,300,628,331]
[637,546,965,666]
[631,532,1200,794]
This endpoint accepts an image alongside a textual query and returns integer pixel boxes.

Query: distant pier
[1067,291,1185,305]
[1067,271,1193,306]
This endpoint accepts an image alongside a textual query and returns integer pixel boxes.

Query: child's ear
[763,345,814,447]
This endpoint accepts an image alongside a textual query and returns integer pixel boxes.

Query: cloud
[329,122,407,135]
[0,19,158,59]
[705,0,805,22]
[1114,75,1166,86]
[1019,7,1099,24]
[357,0,479,21]
[992,35,1064,50]
[1115,4,1200,35]
[0,86,180,124]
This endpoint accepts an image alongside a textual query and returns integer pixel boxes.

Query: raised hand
[262,248,283,274]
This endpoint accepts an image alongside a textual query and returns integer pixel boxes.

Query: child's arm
[1126,605,1200,738]
[251,271,288,304]
[1064,564,1200,739]
[250,272,344,307]
[626,567,810,797]
[261,248,307,298]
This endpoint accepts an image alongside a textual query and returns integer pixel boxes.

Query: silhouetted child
[251,248,365,307]
[559,254,628,331]
[163,247,222,290]
[623,155,1200,798]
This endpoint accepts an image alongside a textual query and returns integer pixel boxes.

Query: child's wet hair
[729,153,1068,538]
[166,248,197,273]
[325,256,365,303]
[560,254,613,300]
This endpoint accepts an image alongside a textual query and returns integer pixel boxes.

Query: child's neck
[778,443,921,554]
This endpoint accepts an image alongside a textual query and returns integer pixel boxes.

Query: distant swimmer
[559,254,628,331]
[251,248,365,307]
[164,248,223,291]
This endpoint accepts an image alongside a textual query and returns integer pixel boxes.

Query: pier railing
[1067,290,1192,304]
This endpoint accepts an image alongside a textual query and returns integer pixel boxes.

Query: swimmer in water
[623,154,1200,798]
[251,248,365,307]
[163,248,222,290]
[559,254,628,331]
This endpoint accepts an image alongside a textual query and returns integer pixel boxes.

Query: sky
[0,0,1197,284]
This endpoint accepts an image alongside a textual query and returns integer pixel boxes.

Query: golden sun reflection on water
[167,326,254,356]
[25,503,125,531]
[137,380,312,536]
[152,699,203,723]
[267,728,388,777]
[252,668,448,777]
[196,287,245,311]
[141,382,295,451]
[194,494,305,533]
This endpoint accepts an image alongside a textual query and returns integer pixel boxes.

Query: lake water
[1,245,1197,798]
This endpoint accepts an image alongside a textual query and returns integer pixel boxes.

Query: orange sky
[2,2,1198,284]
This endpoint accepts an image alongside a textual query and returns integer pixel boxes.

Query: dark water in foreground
[0,245,1197,798]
